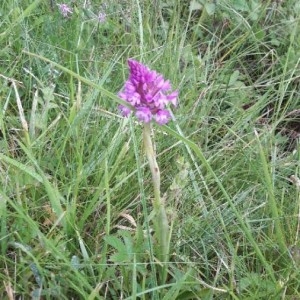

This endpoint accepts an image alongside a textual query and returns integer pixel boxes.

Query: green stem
[143,123,169,282]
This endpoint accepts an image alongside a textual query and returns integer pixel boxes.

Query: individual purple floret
[136,107,152,123]
[57,3,73,17]
[118,59,178,125]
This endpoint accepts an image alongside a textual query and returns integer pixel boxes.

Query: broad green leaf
[205,2,216,15]
[189,0,203,12]
[229,70,240,86]
[231,0,249,11]
[104,235,127,252]
[104,234,131,263]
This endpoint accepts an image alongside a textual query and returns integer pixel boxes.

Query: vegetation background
[0,0,300,298]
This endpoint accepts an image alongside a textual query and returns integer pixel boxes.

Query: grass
[0,0,300,298]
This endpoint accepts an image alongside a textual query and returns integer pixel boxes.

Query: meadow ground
[0,0,300,299]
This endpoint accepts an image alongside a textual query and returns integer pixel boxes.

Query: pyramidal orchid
[118,59,178,125]
[118,59,178,283]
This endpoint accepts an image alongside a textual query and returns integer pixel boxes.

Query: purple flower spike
[58,3,73,17]
[118,59,178,125]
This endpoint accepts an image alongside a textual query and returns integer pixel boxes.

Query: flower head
[118,59,178,125]
[58,3,73,17]
[98,11,106,23]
